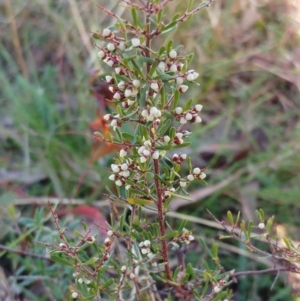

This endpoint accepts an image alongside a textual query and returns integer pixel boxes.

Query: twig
[0,244,50,261]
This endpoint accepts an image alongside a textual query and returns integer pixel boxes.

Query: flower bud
[131,38,140,47]
[103,28,111,37]
[169,50,177,58]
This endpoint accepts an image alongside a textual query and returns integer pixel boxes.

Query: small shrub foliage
[47,1,299,300]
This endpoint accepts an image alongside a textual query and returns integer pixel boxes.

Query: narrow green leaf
[227,211,234,226]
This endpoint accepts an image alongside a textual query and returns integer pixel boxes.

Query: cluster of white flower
[121,265,136,279]
[109,162,131,186]
[137,138,159,163]
[162,187,176,201]
[139,240,151,254]
[174,104,203,125]
[179,168,206,188]
[172,153,187,164]
[141,106,162,122]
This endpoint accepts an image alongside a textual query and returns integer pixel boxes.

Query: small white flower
[151,262,158,267]
[147,252,154,259]
[103,28,111,37]
[153,109,161,118]
[141,109,149,117]
[187,73,195,81]
[141,248,148,254]
[150,82,159,91]
[125,89,132,97]
[108,86,114,92]
[187,174,194,181]
[150,106,158,116]
[115,67,121,74]
[105,75,113,83]
[59,243,66,248]
[180,117,187,124]
[111,164,120,173]
[163,135,170,143]
[131,38,140,47]
[180,154,187,160]
[176,76,184,85]
[176,132,183,139]
[107,43,115,51]
[175,107,183,115]
[109,174,116,181]
[118,42,126,51]
[169,50,177,59]
[170,64,177,72]
[107,230,113,237]
[117,81,125,90]
[185,113,193,120]
[133,79,140,87]
[179,85,189,93]
[188,235,195,241]
[200,173,206,180]
[180,181,187,187]
[120,163,128,171]
[104,238,111,244]
[121,170,130,178]
[110,119,117,127]
[115,179,123,186]
[194,116,202,123]
[140,156,147,163]
[258,223,265,229]
[121,265,127,272]
[144,240,151,247]
[147,114,154,121]
[143,149,150,157]
[139,241,144,248]
[213,286,221,293]
[120,149,127,157]
[78,278,83,284]
[103,114,111,121]
[193,72,199,79]
[195,104,203,112]
[106,59,114,67]
[158,61,166,72]
[129,273,135,279]
[193,167,200,174]
[152,151,159,159]
[71,291,78,299]
[113,92,121,100]
[97,50,106,59]
[143,140,151,147]
[125,185,131,190]
[138,146,145,154]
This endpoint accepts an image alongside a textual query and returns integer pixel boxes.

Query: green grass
[1,0,300,300]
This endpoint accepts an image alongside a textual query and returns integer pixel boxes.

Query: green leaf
[157,119,171,136]
[131,8,139,28]
[227,211,234,226]
[172,142,191,149]
[183,98,193,111]
[166,40,173,53]
[161,231,178,240]
[50,251,74,267]
[161,21,178,35]
[127,197,154,206]
[158,46,166,56]
[266,215,274,233]
[186,263,196,279]
[131,60,144,79]
[247,220,253,240]
[156,10,162,23]
[102,278,114,289]
[235,211,241,227]
[173,90,180,109]
[178,219,187,233]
